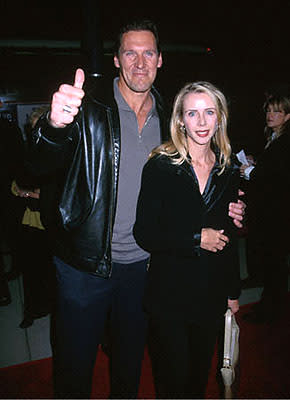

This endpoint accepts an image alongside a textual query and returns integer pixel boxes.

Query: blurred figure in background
[240,94,290,323]
[10,106,56,328]
[0,117,25,305]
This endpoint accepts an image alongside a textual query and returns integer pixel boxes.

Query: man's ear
[157,52,163,69]
[114,55,120,69]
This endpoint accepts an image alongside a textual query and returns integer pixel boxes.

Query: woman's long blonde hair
[151,81,232,174]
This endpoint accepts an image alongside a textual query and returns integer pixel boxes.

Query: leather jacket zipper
[106,110,117,277]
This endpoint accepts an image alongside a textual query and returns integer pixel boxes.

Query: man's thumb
[74,68,85,89]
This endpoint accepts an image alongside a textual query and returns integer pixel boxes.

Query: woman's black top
[133,153,241,327]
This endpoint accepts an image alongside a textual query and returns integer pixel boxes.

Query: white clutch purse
[220,308,240,398]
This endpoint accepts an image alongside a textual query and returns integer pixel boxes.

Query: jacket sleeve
[227,241,241,300]
[226,167,242,300]
[26,113,79,176]
[133,158,202,256]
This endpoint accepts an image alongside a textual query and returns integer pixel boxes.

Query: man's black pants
[52,257,148,399]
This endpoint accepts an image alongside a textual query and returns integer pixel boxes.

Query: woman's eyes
[188,110,215,117]
[188,111,196,117]
[266,109,283,114]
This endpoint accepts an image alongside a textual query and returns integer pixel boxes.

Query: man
[28,20,245,399]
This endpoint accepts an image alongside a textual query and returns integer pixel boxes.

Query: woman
[133,81,241,398]
[240,94,290,179]
[241,94,290,323]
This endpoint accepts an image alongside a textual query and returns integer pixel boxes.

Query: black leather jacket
[28,78,169,277]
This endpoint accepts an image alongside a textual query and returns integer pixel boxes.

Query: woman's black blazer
[133,153,241,327]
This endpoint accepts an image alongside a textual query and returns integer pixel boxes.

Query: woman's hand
[28,188,40,199]
[200,228,229,253]
[228,299,239,314]
[15,183,40,199]
[239,164,248,177]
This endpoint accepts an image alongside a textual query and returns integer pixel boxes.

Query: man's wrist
[46,111,66,129]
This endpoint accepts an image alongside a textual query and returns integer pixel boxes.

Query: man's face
[114,30,162,94]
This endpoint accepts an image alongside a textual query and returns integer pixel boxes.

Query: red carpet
[1,298,290,399]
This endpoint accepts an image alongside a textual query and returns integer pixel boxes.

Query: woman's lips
[196,130,209,137]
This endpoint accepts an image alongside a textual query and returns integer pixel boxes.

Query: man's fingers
[220,234,229,243]
[229,211,243,221]
[233,219,243,228]
[53,90,82,109]
[74,68,85,89]
[238,199,246,209]
[229,202,243,211]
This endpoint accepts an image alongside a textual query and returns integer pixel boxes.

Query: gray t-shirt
[111,78,161,263]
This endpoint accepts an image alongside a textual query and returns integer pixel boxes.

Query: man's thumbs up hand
[49,68,85,128]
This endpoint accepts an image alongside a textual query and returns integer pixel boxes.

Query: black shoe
[19,316,34,329]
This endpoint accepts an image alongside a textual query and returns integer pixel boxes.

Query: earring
[180,124,186,133]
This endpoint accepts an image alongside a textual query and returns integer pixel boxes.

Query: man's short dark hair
[114,19,161,56]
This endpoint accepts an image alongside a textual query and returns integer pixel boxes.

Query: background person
[133,81,241,398]
[241,94,290,323]
[0,117,22,307]
[240,95,290,179]
[10,106,56,328]
[0,118,24,283]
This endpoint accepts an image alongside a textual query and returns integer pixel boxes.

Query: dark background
[1,0,290,154]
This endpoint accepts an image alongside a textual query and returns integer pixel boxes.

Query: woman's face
[182,92,218,147]
[266,104,290,131]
